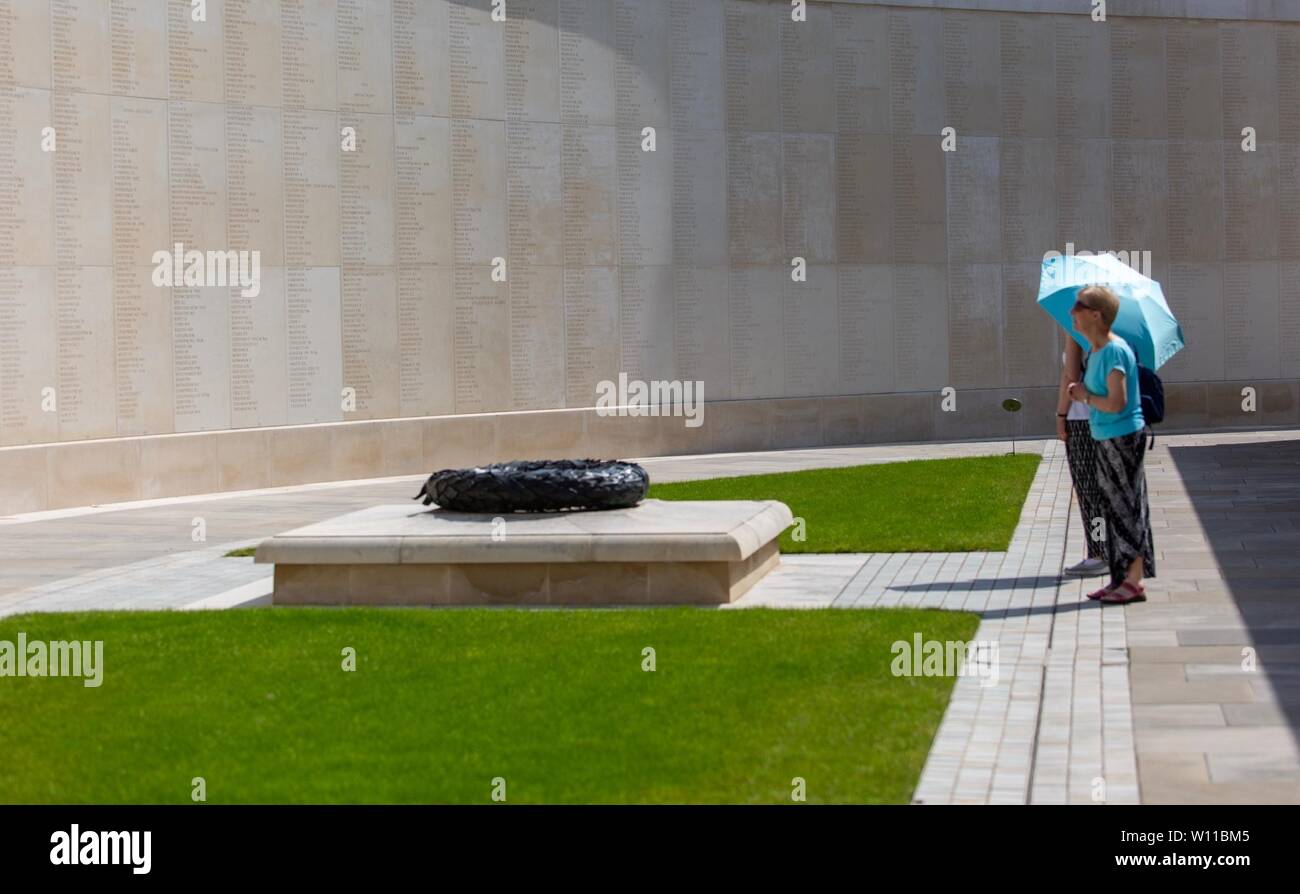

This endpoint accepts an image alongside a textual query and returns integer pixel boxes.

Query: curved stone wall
[1,0,1298,512]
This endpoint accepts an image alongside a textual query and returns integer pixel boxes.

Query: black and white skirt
[1064,419,1104,559]
[1095,430,1157,588]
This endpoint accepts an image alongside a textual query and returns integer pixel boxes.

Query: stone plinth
[256,499,792,606]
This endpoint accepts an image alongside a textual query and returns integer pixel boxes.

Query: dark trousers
[1064,420,1104,559]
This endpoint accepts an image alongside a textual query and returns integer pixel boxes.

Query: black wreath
[414,459,650,513]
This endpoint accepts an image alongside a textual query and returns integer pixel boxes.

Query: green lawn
[649,454,1041,553]
[0,606,977,804]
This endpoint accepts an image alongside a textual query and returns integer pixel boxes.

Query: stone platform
[256,499,793,606]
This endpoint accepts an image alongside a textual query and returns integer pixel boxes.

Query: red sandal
[1086,585,1113,601]
[1099,581,1146,604]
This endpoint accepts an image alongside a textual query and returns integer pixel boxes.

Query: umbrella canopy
[1037,251,1185,370]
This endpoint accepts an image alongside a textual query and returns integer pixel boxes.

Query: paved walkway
[1130,432,1300,803]
[2,430,1297,804]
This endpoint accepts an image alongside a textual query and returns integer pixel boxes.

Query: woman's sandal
[1099,581,1146,604]
[1086,585,1113,601]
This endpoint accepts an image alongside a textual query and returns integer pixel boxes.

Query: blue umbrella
[1037,251,1185,370]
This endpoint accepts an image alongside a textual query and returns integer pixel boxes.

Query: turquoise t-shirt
[1084,337,1145,440]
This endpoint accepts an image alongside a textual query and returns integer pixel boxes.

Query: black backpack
[1137,364,1165,425]
[1083,349,1164,428]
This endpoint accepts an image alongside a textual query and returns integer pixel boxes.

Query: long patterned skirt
[1064,420,1104,559]
[1095,431,1157,588]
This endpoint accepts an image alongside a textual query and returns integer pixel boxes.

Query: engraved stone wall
[1,0,1298,507]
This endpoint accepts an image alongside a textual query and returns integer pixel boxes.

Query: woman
[1057,336,1107,577]
[1066,285,1155,604]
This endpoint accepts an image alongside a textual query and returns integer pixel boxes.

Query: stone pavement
[1128,432,1300,804]
[2,430,1297,805]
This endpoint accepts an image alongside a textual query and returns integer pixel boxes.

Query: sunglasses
[1072,299,1096,313]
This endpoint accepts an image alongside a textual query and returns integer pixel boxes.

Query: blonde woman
[1066,285,1155,604]
[1057,335,1107,577]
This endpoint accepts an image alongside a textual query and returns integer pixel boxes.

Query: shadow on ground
[1167,437,1300,749]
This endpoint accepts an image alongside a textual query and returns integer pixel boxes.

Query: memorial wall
[1,0,1299,511]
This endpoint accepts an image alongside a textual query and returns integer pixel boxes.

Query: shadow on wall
[1166,438,1300,754]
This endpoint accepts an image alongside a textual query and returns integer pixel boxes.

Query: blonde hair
[1077,285,1120,328]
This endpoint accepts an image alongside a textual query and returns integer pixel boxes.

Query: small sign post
[1002,397,1023,455]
